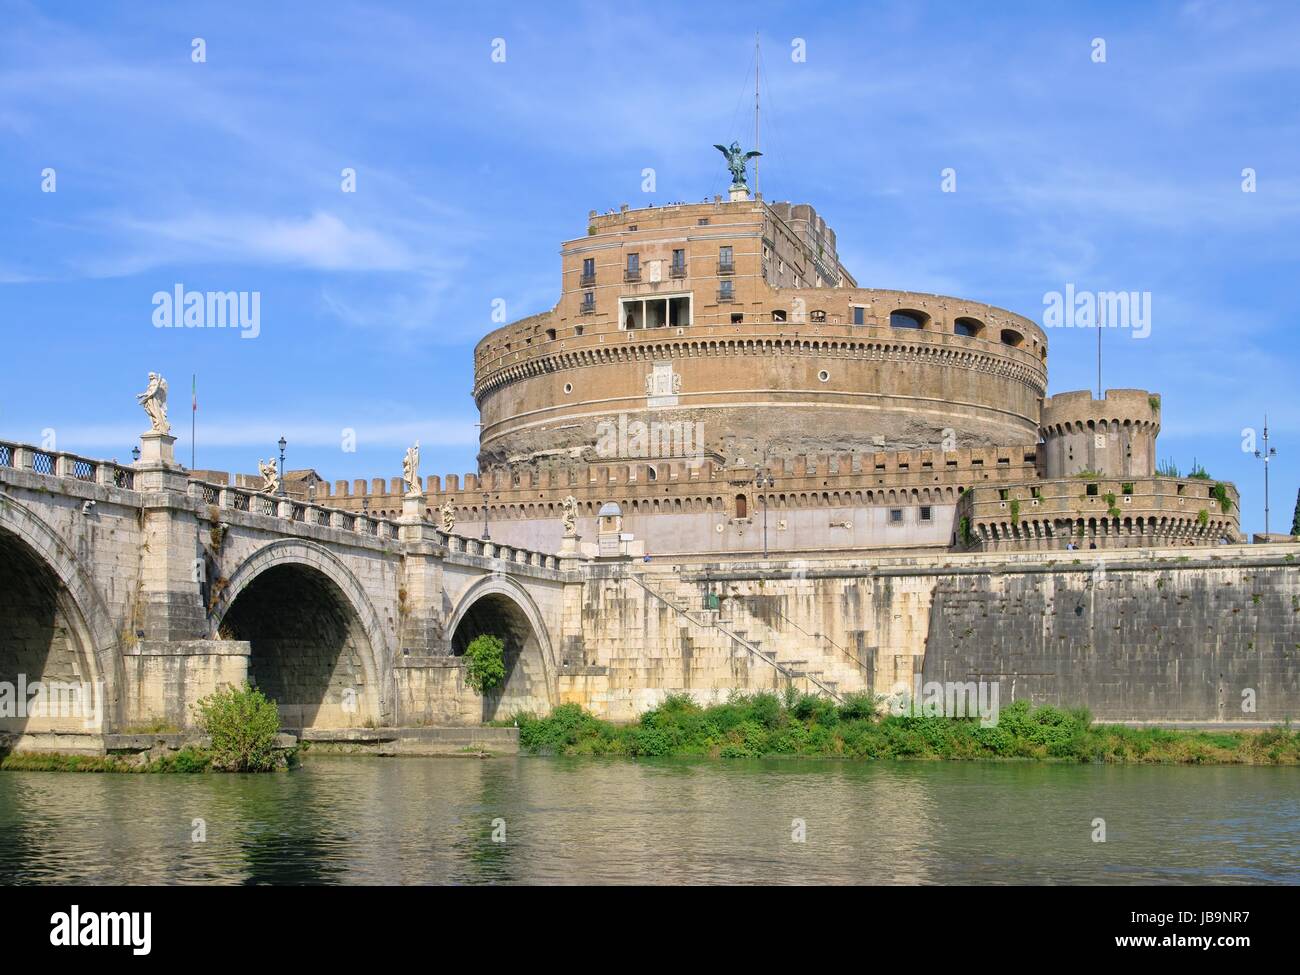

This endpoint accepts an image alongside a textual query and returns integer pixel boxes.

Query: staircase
[627,571,846,702]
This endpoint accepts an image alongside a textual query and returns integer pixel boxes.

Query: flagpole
[191,373,196,470]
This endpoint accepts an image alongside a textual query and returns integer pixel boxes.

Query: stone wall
[921,553,1300,721]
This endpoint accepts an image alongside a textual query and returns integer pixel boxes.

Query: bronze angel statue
[714,141,762,189]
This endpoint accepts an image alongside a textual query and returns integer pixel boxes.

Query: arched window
[954,316,984,337]
[890,310,926,329]
[734,494,748,519]
[771,309,787,323]
[810,309,827,323]
[1000,328,1024,348]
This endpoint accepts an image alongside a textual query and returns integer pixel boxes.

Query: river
[1,757,1296,884]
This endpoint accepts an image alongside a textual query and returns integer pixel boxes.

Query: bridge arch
[446,574,556,721]
[0,500,117,734]
[212,540,390,729]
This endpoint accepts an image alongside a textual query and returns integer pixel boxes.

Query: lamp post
[481,492,491,540]
[131,445,141,464]
[1254,416,1278,537]
[756,468,774,559]
[277,436,287,497]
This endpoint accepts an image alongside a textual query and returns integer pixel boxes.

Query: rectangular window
[718,279,734,301]
[582,257,595,277]
[852,306,865,325]
[718,245,734,274]
[580,290,595,313]
[889,508,903,524]
[920,506,932,521]
[627,253,639,271]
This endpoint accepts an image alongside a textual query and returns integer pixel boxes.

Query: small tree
[1291,488,1300,537]
[196,682,283,772]
[465,634,507,694]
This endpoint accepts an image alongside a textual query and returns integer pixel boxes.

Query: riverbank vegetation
[514,694,1300,765]
[0,683,294,773]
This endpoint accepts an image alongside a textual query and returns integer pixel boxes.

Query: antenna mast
[754,31,760,196]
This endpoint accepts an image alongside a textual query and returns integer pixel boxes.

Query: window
[817,369,830,383]
[670,249,686,278]
[625,253,640,282]
[1000,328,1024,348]
[954,316,983,337]
[890,310,926,330]
[1086,483,1099,497]
[810,309,827,323]
[852,306,865,325]
[718,280,734,302]
[545,328,556,341]
[920,506,932,522]
[718,245,734,273]
[581,257,595,286]
[735,494,748,519]
[771,309,787,322]
[619,294,692,329]
[697,217,710,226]
[731,313,744,323]
[580,290,595,313]
[889,508,903,523]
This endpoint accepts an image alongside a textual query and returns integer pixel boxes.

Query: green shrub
[195,682,282,772]
[464,634,507,694]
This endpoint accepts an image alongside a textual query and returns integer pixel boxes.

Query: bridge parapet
[439,530,563,573]
[0,439,136,490]
[187,478,400,541]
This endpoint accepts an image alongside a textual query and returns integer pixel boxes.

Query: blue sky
[1,0,1297,534]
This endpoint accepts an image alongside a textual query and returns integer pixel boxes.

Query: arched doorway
[448,584,554,722]
[218,562,380,730]
[0,528,104,737]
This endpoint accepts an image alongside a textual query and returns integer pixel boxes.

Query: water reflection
[0,758,1295,885]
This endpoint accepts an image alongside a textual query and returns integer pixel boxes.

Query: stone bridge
[3,433,1299,750]
[0,435,575,743]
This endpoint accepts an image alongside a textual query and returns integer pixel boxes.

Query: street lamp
[756,468,775,559]
[131,445,141,463]
[481,492,491,540]
[277,436,287,497]
[1254,416,1278,537]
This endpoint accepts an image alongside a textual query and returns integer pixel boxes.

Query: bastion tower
[474,197,1048,472]
[324,157,1240,560]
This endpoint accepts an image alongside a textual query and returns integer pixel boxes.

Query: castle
[308,185,1240,560]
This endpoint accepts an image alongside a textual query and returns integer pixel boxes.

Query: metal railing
[0,440,136,492]
[623,268,641,283]
[669,263,687,279]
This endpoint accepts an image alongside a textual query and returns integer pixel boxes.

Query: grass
[511,694,1300,765]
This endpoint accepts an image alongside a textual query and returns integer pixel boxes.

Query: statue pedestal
[401,492,427,522]
[137,431,177,467]
[558,534,581,561]
[728,185,750,202]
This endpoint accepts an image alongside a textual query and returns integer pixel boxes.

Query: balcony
[579,271,596,287]
[669,263,687,279]
[716,289,735,304]
[716,261,735,275]
[579,299,596,315]
[623,268,641,283]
